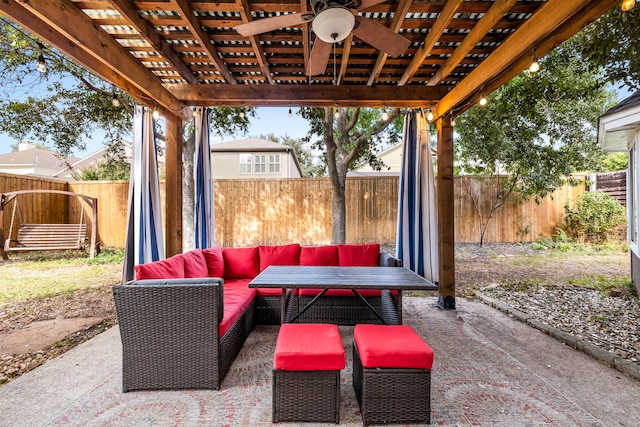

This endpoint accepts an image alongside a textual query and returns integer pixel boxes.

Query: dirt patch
[0,317,105,354]
[0,285,116,384]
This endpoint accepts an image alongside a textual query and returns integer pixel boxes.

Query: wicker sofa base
[353,343,431,425]
[272,369,341,423]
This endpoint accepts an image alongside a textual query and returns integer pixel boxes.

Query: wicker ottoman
[352,324,434,425]
[273,323,345,423]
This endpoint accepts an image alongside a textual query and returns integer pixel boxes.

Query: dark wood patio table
[249,266,438,324]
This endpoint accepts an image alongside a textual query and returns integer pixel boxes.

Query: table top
[249,266,437,290]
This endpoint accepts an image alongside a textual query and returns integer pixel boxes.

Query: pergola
[0,0,620,308]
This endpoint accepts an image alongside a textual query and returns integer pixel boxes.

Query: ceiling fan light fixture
[312,7,355,43]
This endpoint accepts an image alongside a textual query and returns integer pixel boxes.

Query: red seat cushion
[219,287,256,337]
[300,245,339,266]
[353,324,433,369]
[258,244,301,272]
[223,278,252,289]
[338,244,380,266]
[182,249,209,278]
[274,324,345,371]
[255,287,284,296]
[202,246,225,277]
[222,247,259,279]
[134,254,185,280]
[298,289,382,297]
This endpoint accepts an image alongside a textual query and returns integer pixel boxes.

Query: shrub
[563,191,627,243]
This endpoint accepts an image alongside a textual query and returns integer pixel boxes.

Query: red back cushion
[258,244,301,272]
[202,246,225,277]
[182,249,209,278]
[338,243,380,266]
[300,245,339,266]
[134,254,185,280]
[222,247,259,279]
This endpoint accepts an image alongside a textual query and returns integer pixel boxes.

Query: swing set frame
[0,189,99,260]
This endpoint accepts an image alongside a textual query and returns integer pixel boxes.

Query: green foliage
[563,191,627,242]
[601,153,628,172]
[455,38,617,245]
[298,107,404,173]
[73,140,131,181]
[456,39,615,201]
[0,19,132,157]
[575,7,640,90]
[207,107,256,138]
[259,132,324,177]
[567,275,636,299]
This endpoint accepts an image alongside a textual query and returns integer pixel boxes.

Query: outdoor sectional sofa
[113,243,400,391]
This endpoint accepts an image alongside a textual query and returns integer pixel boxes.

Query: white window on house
[240,153,252,174]
[269,153,281,174]
[254,154,267,174]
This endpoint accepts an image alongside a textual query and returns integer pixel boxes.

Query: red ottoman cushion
[274,324,345,371]
[354,324,433,369]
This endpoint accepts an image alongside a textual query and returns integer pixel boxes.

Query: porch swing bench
[11,223,88,252]
[0,190,99,260]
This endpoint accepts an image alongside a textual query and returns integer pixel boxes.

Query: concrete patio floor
[1,297,639,426]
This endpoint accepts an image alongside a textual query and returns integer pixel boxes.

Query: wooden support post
[165,112,183,257]
[436,116,455,309]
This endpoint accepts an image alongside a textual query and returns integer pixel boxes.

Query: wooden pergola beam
[398,0,464,87]
[235,0,275,85]
[172,0,236,84]
[1,0,187,119]
[427,0,517,87]
[165,84,449,107]
[110,0,199,84]
[367,0,413,86]
[435,0,594,118]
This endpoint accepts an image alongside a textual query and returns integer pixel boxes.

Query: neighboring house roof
[211,137,293,152]
[211,138,302,176]
[52,141,134,180]
[598,92,640,152]
[0,146,79,176]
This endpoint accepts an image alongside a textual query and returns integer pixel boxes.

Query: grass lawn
[0,248,124,303]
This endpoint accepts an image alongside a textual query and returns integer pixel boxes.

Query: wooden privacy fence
[1,172,589,249]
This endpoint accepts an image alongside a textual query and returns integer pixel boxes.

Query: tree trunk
[182,131,195,251]
[330,170,347,244]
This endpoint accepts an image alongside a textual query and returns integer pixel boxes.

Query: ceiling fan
[235,0,411,76]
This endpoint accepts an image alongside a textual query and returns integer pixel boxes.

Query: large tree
[0,19,257,250]
[299,107,403,243]
[575,6,640,90]
[455,38,617,245]
[0,19,132,158]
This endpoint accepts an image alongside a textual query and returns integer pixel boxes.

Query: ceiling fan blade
[306,39,332,76]
[355,0,389,10]
[352,16,410,57]
[235,13,313,37]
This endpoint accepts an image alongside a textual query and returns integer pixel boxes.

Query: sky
[0,106,312,157]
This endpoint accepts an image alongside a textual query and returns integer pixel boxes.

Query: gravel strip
[480,285,640,376]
